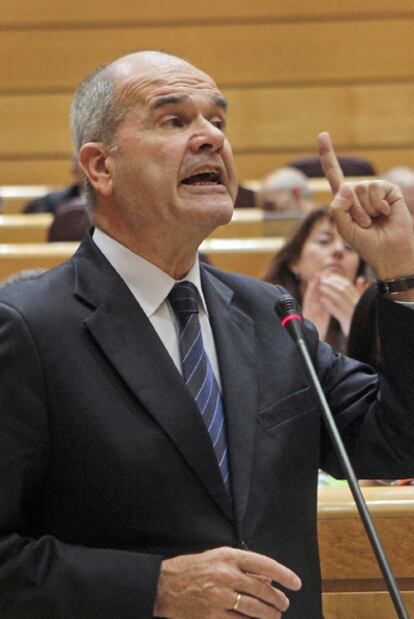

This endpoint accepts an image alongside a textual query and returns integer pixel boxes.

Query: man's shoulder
[0,262,74,319]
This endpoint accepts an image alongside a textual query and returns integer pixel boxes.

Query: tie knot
[168,281,199,318]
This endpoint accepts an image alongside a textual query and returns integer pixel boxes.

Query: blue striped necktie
[168,281,231,492]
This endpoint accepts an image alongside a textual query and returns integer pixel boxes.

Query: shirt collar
[92,227,208,317]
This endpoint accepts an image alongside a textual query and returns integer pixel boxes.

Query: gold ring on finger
[232,593,242,612]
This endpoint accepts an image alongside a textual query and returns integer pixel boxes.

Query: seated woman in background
[263,206,367,353]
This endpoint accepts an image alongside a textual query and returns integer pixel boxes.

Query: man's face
[106,55,238,242]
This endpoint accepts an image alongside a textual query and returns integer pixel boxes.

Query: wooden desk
[202,237,284,278]
[0,185,58,214]
[0,178,374,214]
[211,209,302,239]
[0,214,53,243]
[0,210,297,244]
[0,242,79,280]
[0,237,284,281]
[318,486,414,618]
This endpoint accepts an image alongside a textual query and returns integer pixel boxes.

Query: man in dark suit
[1,51,414,619]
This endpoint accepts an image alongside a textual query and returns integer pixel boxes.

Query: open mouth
[181,171,222,186]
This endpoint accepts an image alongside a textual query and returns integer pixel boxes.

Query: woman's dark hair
[263,206,365,300]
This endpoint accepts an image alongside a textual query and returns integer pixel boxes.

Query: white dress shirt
[92,228,222,385]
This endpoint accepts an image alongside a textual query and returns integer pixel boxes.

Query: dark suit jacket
[0,233,414,619]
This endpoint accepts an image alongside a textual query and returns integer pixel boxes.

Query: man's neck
[94,223,199,280]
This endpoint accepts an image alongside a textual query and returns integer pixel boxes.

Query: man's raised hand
[317,131,414,282]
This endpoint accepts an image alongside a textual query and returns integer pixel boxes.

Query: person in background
[256,167,314,213]
[382,166,414,222]
[263,207,367,352]
[23,158,85,214]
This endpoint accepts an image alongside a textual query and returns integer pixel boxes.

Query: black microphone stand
[276,295,410,619]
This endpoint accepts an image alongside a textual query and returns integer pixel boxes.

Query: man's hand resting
[153,546,302,618]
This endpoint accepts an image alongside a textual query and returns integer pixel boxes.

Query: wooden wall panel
[226,84,414,151]
[2,84,413,154]
[235,149,414,181]
[2,4,414,185]
[2,20,414,93]
[0,160,72,187]
[1,94,72,156]
[2,148,414,187]
[2,1,414,27]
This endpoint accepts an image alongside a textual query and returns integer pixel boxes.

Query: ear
[78,142,114,198]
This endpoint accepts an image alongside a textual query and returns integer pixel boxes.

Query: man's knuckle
[217,566,233,583]
[205,585,220,602]
[211,546,233,564]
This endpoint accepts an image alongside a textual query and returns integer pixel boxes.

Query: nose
[331,239,345,258]
[189,118,225,153]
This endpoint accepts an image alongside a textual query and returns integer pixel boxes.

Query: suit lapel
[201,269,258,537]
[72,237,233,521]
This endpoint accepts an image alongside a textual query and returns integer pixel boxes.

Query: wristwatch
[376,275,414,295]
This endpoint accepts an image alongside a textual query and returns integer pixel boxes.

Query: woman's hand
[302,272,365,339]
[318,273,366,336]
[301,276,331,340]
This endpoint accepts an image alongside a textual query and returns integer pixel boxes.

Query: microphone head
[275,294,302,321]
[275,294,304,342]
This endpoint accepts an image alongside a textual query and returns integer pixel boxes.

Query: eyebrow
[150,94,228,111]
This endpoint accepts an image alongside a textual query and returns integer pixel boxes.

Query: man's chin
[204,201,234,229]
[182,194,234,225]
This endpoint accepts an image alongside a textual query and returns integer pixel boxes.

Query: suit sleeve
[0,302,162,619]
[318,296,414,478]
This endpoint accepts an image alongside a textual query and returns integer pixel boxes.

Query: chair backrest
[234,184,256,208]
[287,156,376,178]
[47,197,89,242]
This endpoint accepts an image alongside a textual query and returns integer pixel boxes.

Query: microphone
[275,294,409,619]
[275,294,305,343]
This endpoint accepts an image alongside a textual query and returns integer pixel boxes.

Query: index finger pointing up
[317,131,344,196]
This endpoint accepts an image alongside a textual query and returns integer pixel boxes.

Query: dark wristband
[376,275,414,295]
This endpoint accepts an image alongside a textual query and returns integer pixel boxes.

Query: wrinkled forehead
[113,55,223,110]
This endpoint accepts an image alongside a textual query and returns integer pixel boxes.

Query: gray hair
[70,62,130,210]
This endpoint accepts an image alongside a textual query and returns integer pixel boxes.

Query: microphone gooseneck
[274,293,410,619]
